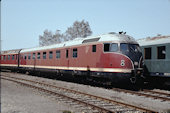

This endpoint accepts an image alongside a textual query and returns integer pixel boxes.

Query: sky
[1,0,170,51]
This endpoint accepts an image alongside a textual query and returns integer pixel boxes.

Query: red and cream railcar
[0,49,21,70]
[1,32,143,84]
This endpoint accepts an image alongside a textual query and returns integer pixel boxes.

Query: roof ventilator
[82,37,100,43]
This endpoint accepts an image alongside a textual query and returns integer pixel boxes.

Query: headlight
[134,62,138,66]
[137,70,141,74]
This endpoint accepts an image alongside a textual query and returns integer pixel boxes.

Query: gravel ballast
[1,78,76,113]
[1,72,170,112]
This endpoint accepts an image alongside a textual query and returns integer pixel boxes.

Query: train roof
[137,35,170,46]
[0,49,21,55]
[20,32,137,53]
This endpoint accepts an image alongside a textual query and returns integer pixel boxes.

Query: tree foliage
[39,20,92,46]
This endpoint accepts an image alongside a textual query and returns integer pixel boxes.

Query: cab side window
[104,43,118,52]
[104,43,110,52]
[92,45,96,52]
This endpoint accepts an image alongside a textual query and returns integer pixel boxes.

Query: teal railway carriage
[137,36,170,81]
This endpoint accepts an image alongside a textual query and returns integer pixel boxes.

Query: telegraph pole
[0,0,1,54]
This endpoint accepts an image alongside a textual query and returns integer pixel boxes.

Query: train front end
[120,43,144,84]
[100,33,144,86]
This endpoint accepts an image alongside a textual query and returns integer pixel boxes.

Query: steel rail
[112,88,170,101]
[1,75,157,113]
[1,77,114,113]
[143,89,170,97]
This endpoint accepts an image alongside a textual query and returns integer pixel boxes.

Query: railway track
[111,87,170,102]
[1,75,157,113]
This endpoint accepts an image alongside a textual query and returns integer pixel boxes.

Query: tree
[52,30,62,44]
[39,29,63,46]
[39,20,92,46]
[65,20,92,40]
[39,29,53,46]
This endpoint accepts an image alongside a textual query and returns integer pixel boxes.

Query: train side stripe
[1,64,132,73]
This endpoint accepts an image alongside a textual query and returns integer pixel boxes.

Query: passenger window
[4,56,6,60]
[110,43,118,52]
[43,52,46,59]
[1,56,3,60]
[104,43,110,52]
[73,48,78,58]
[24,54,27,59]
[56,50,60,59]
[8,55,10,60]
[28,54,31,59]
[66,49,69,58]
[37,52,41,59]
[144,48,151,59]
[157,46,166,59]
[49,51,53,59]
[33,53,36,59]
[92,45,96,52]
[120,43,129,53]
[12,55,15,60]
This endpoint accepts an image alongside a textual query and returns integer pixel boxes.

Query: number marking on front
[121,60,125,66]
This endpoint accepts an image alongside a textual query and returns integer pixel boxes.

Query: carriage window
[49,51,53,59]
[73,48,78,58]
[144,48,151,59]
[110,43,118,52]
[4,56,6,60]
[43,52,46,59]
[24,54,27,59]
[12,55,15,60]
[157,46,166,59]
[56,50,60,59]
[92,45,96,52]
[8,55,10,60]
[104,43,110,52]
[120,43,129,53]
[28,54,31,59]
[37,52,41,59]
[1,56,3,60]
[33,53,36,59]
[66,49,69,58]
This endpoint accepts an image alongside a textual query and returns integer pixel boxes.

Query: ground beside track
[1,78,76,113]
[1,72,170,112]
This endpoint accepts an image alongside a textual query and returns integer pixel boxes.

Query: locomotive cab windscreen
[120,43,141,53]
[120,43,142,67]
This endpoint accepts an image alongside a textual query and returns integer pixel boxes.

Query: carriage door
[66,49,69,67]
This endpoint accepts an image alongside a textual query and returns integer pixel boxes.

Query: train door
[18,49,22,68]
[144,47,151,73]
[66,49,69,67]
